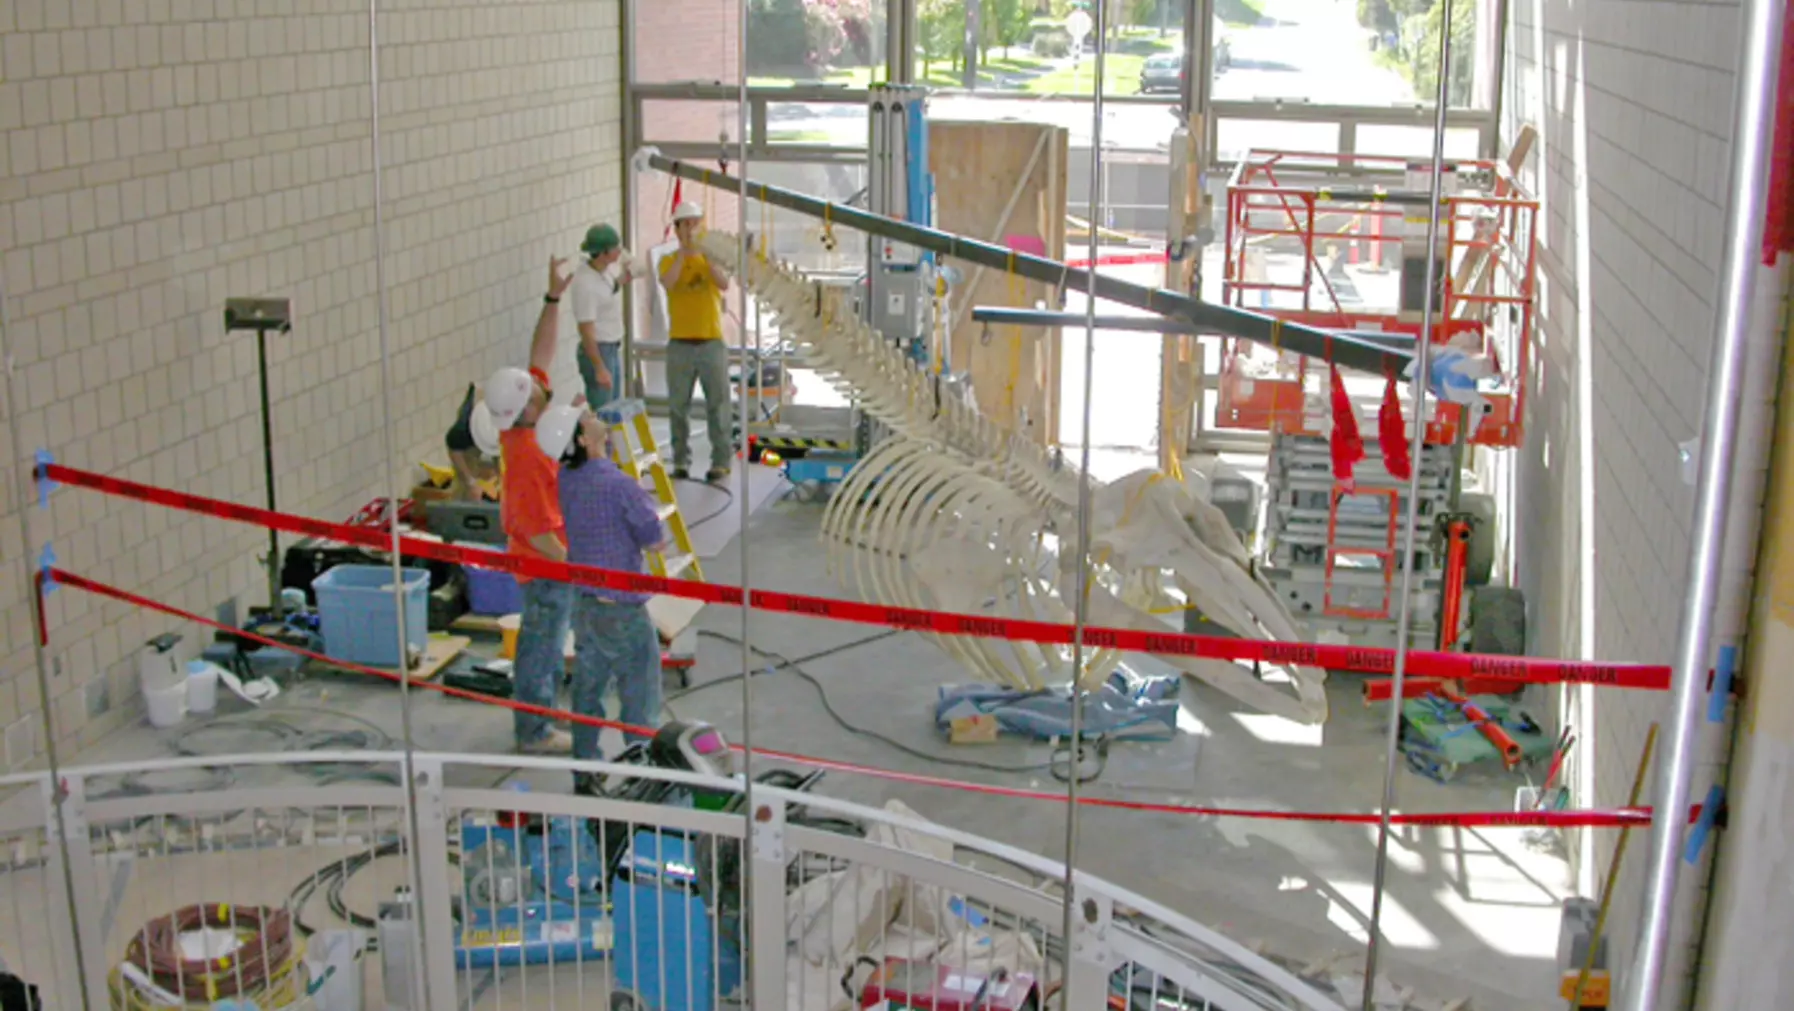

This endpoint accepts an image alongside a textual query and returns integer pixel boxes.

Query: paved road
[764,0,1416,155]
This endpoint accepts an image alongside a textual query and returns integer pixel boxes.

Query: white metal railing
[0,752,1348,1011]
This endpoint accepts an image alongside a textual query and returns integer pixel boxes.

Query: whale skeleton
[708,233,1330,724]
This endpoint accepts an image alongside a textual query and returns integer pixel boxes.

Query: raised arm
[530,256,575,378]
[706,257,730,293]
[657,249,687,292]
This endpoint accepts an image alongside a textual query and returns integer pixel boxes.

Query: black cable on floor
[672,475,733,530]
[692,629,1055,775]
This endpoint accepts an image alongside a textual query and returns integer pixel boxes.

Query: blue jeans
[513,579,573,747]
[579,342,623,412]
[570,596,663,760]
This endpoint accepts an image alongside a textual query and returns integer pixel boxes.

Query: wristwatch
[544,294,560,304]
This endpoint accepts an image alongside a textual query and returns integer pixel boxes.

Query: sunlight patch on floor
[1231,712,1324,747]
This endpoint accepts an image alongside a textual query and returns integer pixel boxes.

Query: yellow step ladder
[597,398,703,584]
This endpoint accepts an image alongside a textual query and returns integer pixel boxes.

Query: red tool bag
[855,960,1040,1010]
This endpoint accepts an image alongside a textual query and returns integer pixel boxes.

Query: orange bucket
[499,614,521,659]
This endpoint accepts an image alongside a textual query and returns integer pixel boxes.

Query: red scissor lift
[1213,148,1539,692]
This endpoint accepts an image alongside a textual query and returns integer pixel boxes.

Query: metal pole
[645,154,1411,375]
[367,4,440,1007]
[621,0,639,396]
[1619,0,1784,1002]
[0,288,98,1011]
[1059,0,1108,996]
[733,0,761,999]
[256,329,282,618]
[1359,0,1455,1001]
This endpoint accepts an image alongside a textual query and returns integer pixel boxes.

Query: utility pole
[962,0,982,89]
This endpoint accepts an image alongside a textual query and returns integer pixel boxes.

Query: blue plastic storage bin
[461,544,523,616]
[312,564,430,667]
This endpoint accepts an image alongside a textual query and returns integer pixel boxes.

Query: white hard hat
[484,367,534,430]
[672,201,704,223]
[535,404,584,461]
[469,401,501,457]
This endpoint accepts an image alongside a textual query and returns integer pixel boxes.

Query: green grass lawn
[754,53,1054,91]
[750,15,1253,99]
[1024,51,1150,95]
[1216,0,1265,24]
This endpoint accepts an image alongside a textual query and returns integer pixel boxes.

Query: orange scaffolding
[1215,148,1541,450]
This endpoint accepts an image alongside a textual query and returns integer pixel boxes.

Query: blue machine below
[781,450,858,490]
[456,815,613,969]
[612,829,742,1011]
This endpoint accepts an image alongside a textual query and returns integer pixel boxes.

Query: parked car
[1135,22,1232,94]
[1139,52,1184,93]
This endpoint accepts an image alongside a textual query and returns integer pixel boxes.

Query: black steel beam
[646,153,1413,376]
[967,306,1419,352]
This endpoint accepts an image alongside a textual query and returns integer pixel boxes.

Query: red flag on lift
[665,178,684,240]
[1329,363,1365,489]
[1379,371,1412,481]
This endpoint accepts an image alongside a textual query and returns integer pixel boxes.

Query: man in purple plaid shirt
[535,405,666,763]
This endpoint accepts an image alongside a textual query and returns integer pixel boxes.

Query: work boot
[672,466,690,481]
[517,727,573,756]
[706,467,730,484]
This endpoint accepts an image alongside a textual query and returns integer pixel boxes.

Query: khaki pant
[664,338,733,472]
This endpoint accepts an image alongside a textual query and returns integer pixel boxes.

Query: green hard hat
[580,223,621,257]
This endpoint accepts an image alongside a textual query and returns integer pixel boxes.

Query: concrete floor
[12,330,1574,1010]
[23,440,1577,1011]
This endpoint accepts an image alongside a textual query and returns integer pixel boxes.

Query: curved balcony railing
[0,752,1347,1011]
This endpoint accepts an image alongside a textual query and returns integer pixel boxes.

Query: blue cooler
[461,544,523,616]
[312,564,430,666]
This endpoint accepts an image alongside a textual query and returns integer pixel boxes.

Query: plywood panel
[929,121,1070,446]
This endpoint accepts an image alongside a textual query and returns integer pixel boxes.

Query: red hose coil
[123,904,293,1002]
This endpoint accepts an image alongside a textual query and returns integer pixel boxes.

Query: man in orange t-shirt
[482,257,579,754]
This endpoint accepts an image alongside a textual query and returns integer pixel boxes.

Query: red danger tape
[46,565,1682,829]
[38,462,1673,689]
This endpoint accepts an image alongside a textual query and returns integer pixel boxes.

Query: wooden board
[451,613,506,635]
[647,594,705,640]
[310,634,469,683]
[454,600,703,646]
[930,120,1069,446]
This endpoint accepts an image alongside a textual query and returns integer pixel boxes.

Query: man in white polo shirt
[570,223,644,411]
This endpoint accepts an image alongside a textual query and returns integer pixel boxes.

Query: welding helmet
[671,201,705,223]
[649,721,732,778]
[483,367,534,430]
[535,404,583,462]
[469,401,501,457]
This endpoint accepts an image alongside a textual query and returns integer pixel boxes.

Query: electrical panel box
[865,83,936,365]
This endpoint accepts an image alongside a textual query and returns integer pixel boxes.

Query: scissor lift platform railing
[1216,148,1540,652]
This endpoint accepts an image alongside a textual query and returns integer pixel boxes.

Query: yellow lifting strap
[1004,250,1024,420]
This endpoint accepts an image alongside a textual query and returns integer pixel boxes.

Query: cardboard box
[947,714,1000,744]
[1560,970,1610,1008]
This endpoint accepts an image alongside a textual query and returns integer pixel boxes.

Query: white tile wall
[1503,0,1775,1000]
[0,0,621,765]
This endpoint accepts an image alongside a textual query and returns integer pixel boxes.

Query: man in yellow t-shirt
[658,201,735,483]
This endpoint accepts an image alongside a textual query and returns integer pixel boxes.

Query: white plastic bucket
[185,660,218,716]
[142,680,186,728]
[139,639,186,728]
